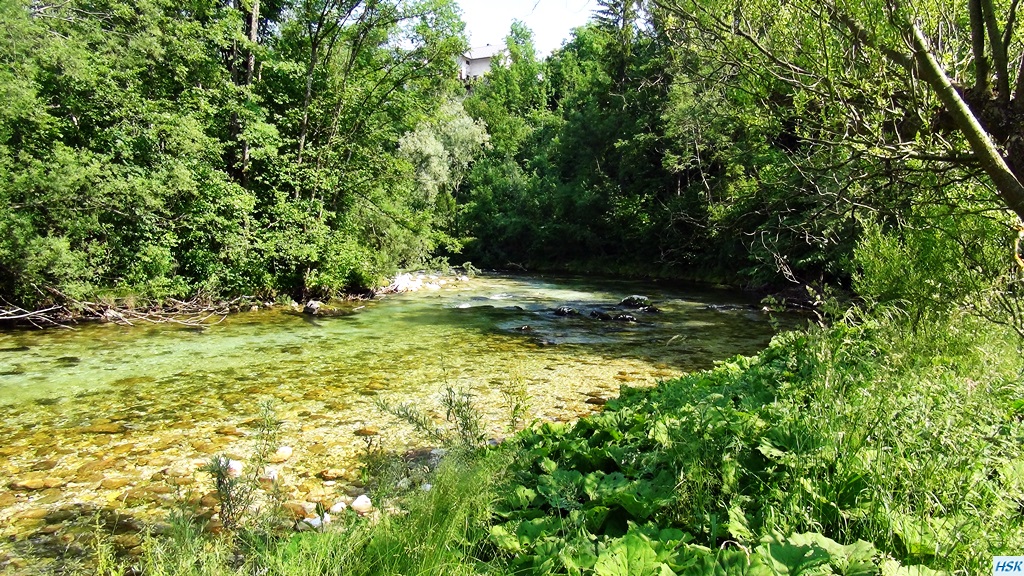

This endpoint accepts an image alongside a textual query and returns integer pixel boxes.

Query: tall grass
[753,307,1024,572]
[257,450,511,576]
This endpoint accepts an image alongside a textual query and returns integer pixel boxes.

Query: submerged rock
[79,423,127,434]
[269,446,293,463]
[554,306,580,317]
[0,345,30,353]
[318,468,345,480]
[100,477,131,490]
[216,425,245,437]
[10,478,57,491]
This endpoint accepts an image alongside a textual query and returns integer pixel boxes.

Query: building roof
[465,44,504,61]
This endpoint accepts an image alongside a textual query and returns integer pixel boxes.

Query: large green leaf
[757,540,831,575]
[595,533,676,576]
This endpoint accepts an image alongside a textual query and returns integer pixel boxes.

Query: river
[0,273,794,569]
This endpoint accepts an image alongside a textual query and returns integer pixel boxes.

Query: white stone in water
[329,501,348,514]
[351,494,373,514]
[391,273,425,292]
[458,275,469,282]
[270,446,293,462]
[420,483,432,492]
[226,459,243,478]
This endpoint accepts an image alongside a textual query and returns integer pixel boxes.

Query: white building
[459,45,506,81]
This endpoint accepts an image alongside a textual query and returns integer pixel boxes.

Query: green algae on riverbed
[0,274,793,570]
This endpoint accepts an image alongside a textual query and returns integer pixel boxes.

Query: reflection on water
[0,273,796,568]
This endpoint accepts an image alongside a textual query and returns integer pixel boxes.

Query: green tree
[653,0,1024,223]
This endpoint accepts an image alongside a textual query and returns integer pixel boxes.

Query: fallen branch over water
[0,287,255,329]
[0,303,72,329]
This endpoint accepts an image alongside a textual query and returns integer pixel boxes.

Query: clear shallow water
[0,273,794,566]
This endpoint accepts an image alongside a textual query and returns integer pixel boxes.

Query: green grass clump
[258,450,511,576]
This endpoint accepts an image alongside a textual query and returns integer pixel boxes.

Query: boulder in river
[590,311,613,321]
[303,301,322,315]
[554,306,580,317]
[619,295,651,308]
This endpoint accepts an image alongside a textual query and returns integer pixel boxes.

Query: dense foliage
[0,0,481,307]
[6,0,1024,301]
[457,0,1024,291]
[488,316,1024,574]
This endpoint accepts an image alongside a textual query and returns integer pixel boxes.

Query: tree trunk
[241,0,260,179]
[907,22,1024,222]
[297,42,318,167]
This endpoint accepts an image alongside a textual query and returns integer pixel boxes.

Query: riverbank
[77,302,1024,575]
[0,262,819,333]
[0,268,491,331]
[493,259,834,312]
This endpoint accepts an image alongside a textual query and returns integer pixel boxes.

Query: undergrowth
[486,308,1024,574]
